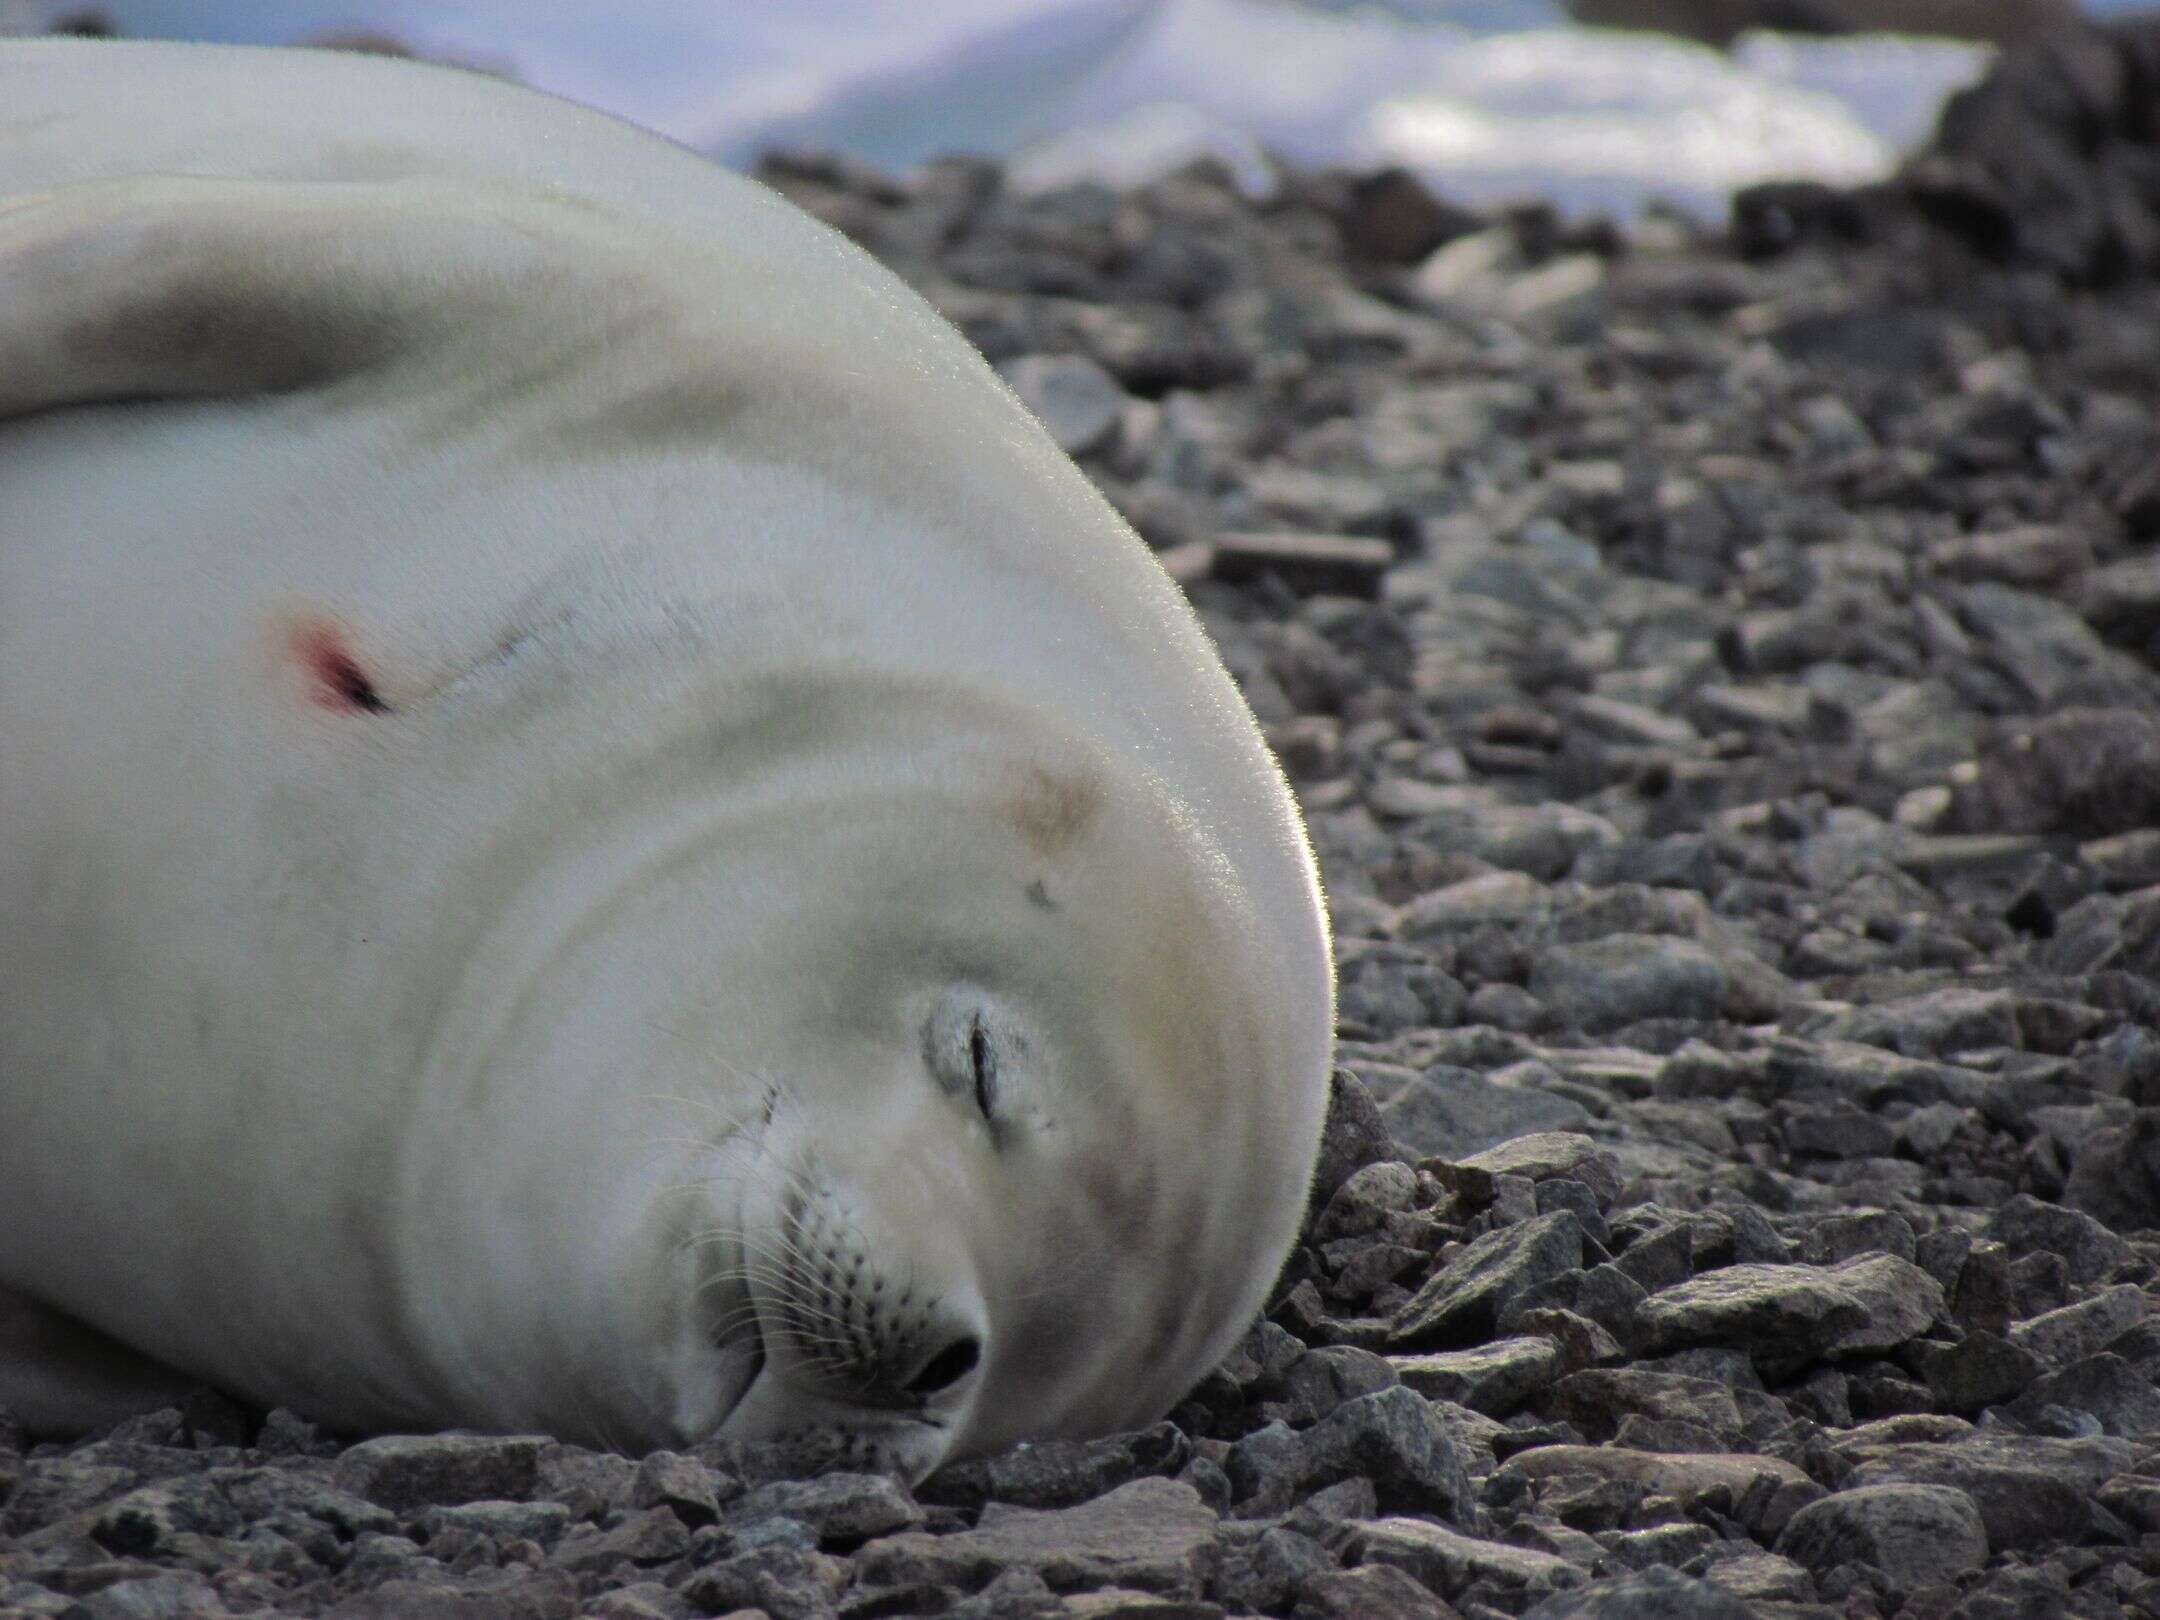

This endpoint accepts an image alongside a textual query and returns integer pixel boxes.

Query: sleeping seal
[0,39,1333,1478]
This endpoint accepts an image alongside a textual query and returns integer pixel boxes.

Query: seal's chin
[715,1355,957,1483]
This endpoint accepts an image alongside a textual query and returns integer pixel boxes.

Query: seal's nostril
[903,1334,981,1397]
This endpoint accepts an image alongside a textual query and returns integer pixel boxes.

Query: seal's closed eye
[968,1022,997,1121]
[924,988,1014,1128]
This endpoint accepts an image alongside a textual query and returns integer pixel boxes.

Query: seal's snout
[772,1275,985,1417]
[755,1175,987,1421]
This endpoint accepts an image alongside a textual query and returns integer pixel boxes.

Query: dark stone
[2002,1353,2160,1437]
[1527,936,1727,1033]
[920,1423,1190,1512]
[1546,1370,1743,1446]
[322,1570,578,1620]
[1210,1524,1333,1617]
[1389,1213,1585,1350]
[1283,1347,1401,1426]
[1292,1561,1457,1620]
[88,1480,241,1557]
[64,1572,235,1620]
[1307,1068,1402,1214]
[1337,167,1480,265]
[628,1451,730,1527]
[551,1506,691,1573]
[2063,1109,2160,1233]
[1291,1385,1473,1519]
[330,1435,543,1514]
[1520,1564,1751,1619]
[676,1546,850,1620]
[1633,1259,1930,1378]
[2009,1284,2150,1368]
[1950,708,2160,837]
[1846,1434,2127,1550]
[1380,1067,1592,1161]
[1438,1133,1623,1210]
[1983,1195,2133,1286]
[1211,533,1395,600]
[1774,1484,1987,1600]
[1391,1338,1560,1418]
[1345,1516,1581,1605]
[1907,1331,2042,1413]
[854,1477,1218,1598]
[726,1473,924,1544]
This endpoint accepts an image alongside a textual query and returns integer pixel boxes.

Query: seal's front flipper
[0,1284,199,1433]
[0,175,637,424]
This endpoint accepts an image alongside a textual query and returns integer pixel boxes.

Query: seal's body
[0,42,1332,1475]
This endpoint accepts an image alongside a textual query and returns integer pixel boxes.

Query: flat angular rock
[1493,1448,1819,1539]
[330,1435,544,1513]
[214,1468,395,1541]
[1698,1552,1815,1605]
[1266,1385,1475,1519]
[1439,1133,1623,1209]
[855,1477,1218,1597]
[1521,1564,1751,1619]
[1846,1434,2131,1550]
[674,1546,848,1620]
[2063,1109,2160,1233]
[1774,1483,1987,1599]
[1396,871,1551,937]
[1346,1516,1583,1604]
[1907,1331,2041,1412]
[88,1480,242,1557]
[1312,1162,1420,1243]
[2097,1474,2160,1533]
[1389,1212,1584,1350]
[1391,1338,1560,1417]
[728,1473,924,1543]
[323,1569,577,1620]
[551,1507,690,1573]
[628,1450,728,1526]
[2009,1284,2151,1367]
[920,1424,1189,1513]
[1632,1254,1938,1375]
[1950,706,2160,838]
[1060,1592,1225,1620]
[1527,936,1727,1033]
[1546,1370,1743,1445]
[1824,1254,1945,1353]
[2003,1353,2160,1437]
[418,1498,572,1545]
[1381,1067,1592,1162]
[1292,1562,1458,1619]
[1307,1067,1400,1211]
[1982,1194,2132,1286]
[67,1572,234,1620]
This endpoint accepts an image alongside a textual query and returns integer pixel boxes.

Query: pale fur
[0,41,1333,1472]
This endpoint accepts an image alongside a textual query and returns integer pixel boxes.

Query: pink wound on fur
[288,618,390,715]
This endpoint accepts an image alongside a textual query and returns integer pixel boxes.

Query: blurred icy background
[2,1,2145,218]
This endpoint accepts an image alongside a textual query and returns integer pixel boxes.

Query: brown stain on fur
[1005,765,1102,859]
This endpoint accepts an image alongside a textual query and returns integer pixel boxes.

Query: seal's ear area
[0,175,613,422]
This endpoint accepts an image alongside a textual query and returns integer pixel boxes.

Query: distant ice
[0,0,1999,217]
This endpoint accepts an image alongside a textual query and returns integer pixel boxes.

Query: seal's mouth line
[737,1316,768,1401]
[702,1093,776,1428]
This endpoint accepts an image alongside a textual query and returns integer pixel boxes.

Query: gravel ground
[14,21,2160,1620]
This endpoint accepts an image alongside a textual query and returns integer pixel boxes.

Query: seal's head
[408,684,1331,1478]
[691,740,1326,1478]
